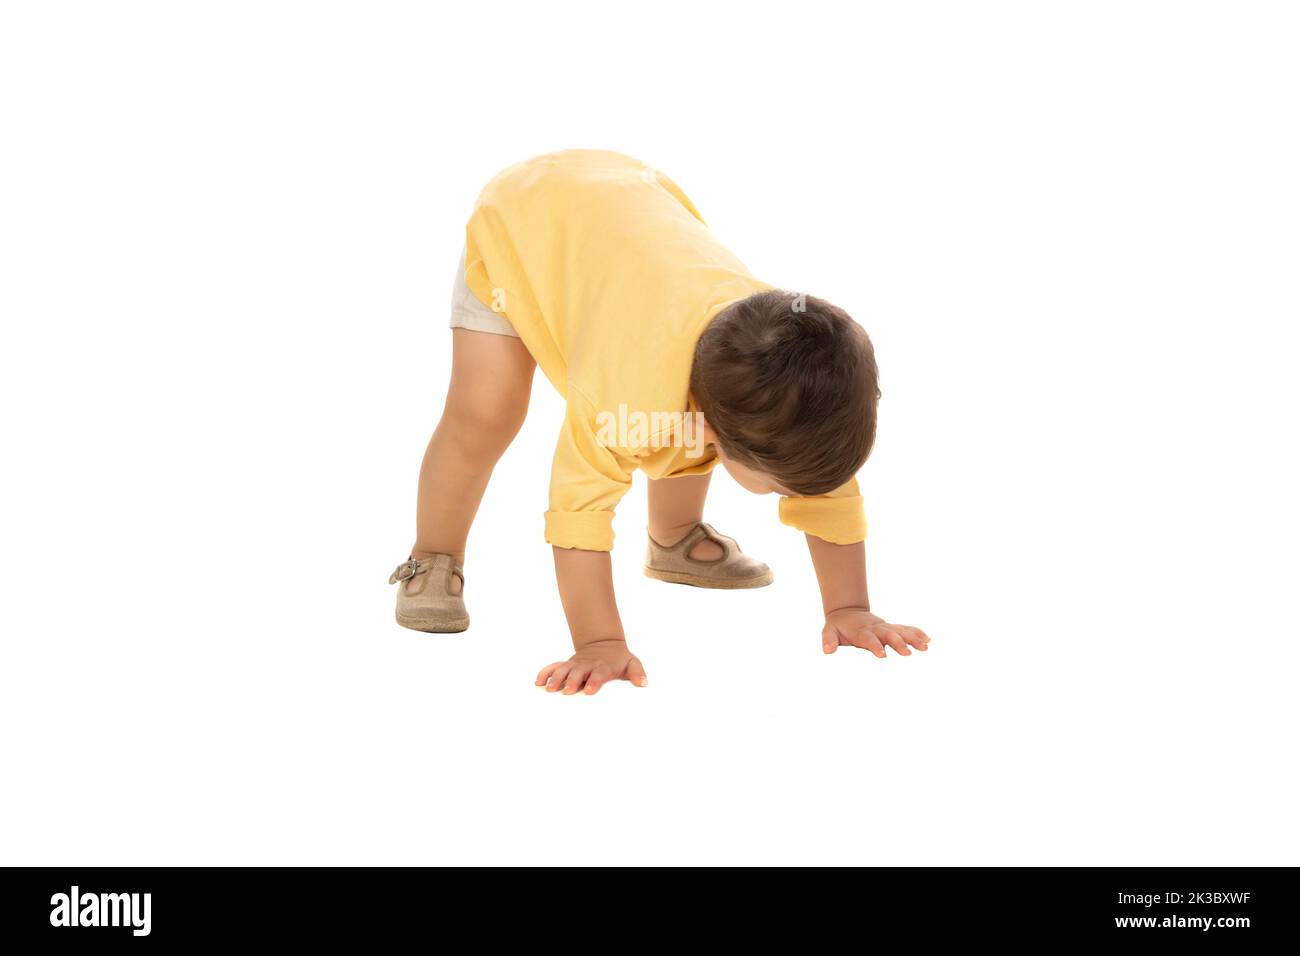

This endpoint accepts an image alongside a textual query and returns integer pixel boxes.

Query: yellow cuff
[545,510,616,551]
[778,495,867,544]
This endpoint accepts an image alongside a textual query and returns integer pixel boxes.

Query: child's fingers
[562,665,593,695]
[626,656,649,688]
[821,624,839,654]
[544,664,572,692]
[875,626,912,656]
[536,662,566,687]
[851,629,888,658]
[898,626,930,649]
[583,665,612,695]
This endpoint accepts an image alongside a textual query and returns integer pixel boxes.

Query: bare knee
[434,329,535,463]
[439,387,529,460]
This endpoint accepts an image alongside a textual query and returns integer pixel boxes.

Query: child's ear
[700,419,718,447]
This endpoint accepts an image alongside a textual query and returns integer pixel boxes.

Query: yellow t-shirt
[463,150,866,551]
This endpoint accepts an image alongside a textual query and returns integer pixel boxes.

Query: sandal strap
[659,522,736,560]
[388,554,464,585]
[389,559,422,584]
[697,522,734,551]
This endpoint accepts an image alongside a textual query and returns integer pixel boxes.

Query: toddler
[390,150,929,693]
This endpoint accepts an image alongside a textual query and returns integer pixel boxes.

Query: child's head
[690,290,880,496]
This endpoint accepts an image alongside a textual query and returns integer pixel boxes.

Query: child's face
[720,456,789,495]
[701,421,791,496]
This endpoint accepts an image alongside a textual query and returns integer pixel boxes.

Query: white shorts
[449,248,519,338]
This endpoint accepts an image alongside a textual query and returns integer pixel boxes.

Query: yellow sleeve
[777,476,867,544]
[544,391,636,551]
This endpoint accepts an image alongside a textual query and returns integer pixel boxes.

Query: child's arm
[535,547,648,694]
[805,535,931,656]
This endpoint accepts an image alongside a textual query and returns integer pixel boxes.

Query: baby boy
[390,150,930,693]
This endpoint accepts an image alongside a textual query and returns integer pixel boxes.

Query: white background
[2,2,1297,865]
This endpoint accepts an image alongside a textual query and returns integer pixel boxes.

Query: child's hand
[821,608,930,657]
[535,638,649,695]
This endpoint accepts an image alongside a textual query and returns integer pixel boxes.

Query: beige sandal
[389,554,469,632]
[644,522,773,590]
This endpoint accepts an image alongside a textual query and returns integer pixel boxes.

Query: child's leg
[646,473,724,560]
[409,328,535,588]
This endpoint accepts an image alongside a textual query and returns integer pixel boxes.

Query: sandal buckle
[391,559,421,584]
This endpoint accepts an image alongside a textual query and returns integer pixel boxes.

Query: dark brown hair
[690,290,880,495]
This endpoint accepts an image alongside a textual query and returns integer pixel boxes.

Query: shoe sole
[643,567,773,589]
[395,612,470,633]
